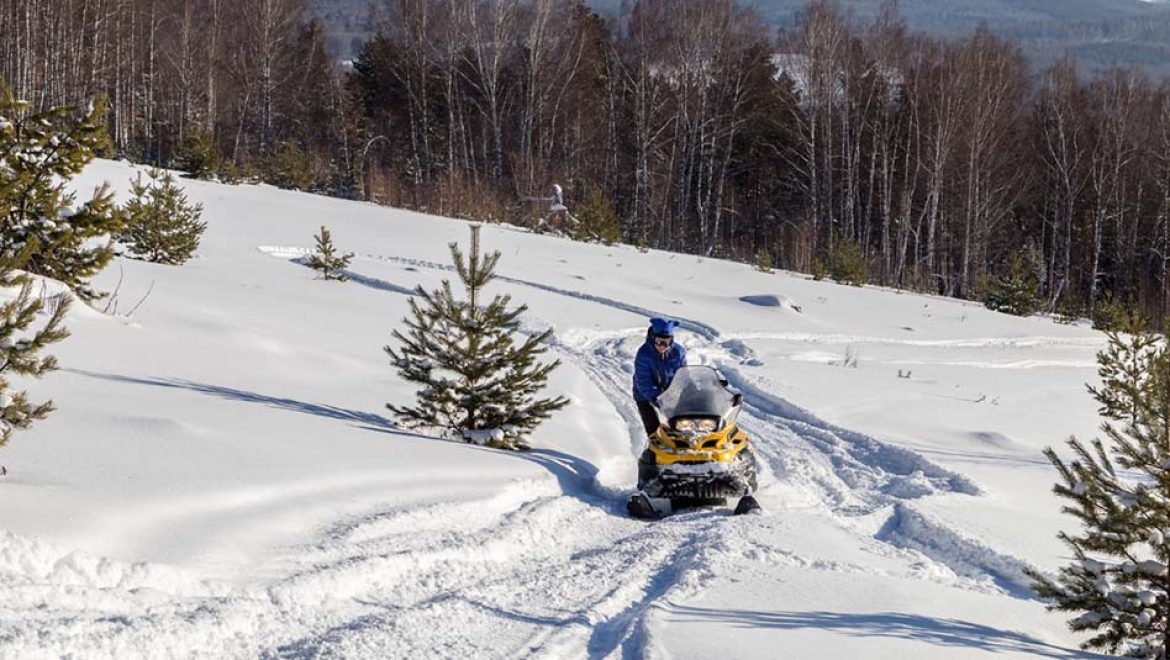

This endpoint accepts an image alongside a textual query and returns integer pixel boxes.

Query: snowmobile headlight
[673,418,718,434]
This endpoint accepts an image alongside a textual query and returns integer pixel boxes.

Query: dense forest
[6,0,1170,323]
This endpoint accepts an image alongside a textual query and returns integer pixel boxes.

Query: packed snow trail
[3,480,758,658]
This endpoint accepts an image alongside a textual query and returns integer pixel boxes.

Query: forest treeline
[6,0,1170,322]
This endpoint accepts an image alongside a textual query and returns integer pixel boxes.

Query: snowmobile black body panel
[642,467,754,500]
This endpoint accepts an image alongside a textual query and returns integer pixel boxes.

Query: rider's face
[653,336,673,353]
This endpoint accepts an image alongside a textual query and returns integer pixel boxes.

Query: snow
[0,159,1118,658]
[464,428,506,445]
[1135,560,1168,576]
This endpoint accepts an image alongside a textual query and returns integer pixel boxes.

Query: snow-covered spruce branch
[0,246,70,450]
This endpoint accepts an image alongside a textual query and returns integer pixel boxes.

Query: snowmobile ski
[733,495,762,515]
[626,492,672,519]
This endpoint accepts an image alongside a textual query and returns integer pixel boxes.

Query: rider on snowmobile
[633,317,687,439]
[627,320,762,518]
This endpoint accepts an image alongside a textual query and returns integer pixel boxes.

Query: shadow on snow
[666,605,1104,659]
[68,369,405,435]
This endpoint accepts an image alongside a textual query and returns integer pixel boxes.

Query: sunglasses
[653,337,673,347]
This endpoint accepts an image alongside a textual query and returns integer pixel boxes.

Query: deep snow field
[0,159,1110,659]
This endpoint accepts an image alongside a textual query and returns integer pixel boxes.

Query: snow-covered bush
[1028,320,1169,658]
[118,169,206,265]
[385,225,568,450]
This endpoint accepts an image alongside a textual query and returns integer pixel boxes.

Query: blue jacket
[633,338,687,402]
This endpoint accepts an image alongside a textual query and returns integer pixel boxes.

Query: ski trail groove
[363,252,720,339]
[257,246,720,340]
[269,505,729,658]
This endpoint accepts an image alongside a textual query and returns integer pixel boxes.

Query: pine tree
[1027,317,1170,659]
[985,250,1042,316]
[119,169,207,265]
[304,226,352,281]
[755,249,774,273]
[828,238,866,286]
[0,82,122,300]
[1093,292,1136,333]
[572,186,621,245]
[0,243,70,452]
[263,141,313,191]
[386,225,569,450]
[173,130,221,180]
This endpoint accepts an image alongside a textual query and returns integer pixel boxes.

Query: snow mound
[256,245,310,259]
[739,294,801,313]
[877,503,1033,598]
[0,529,229,598]
[720,338,755,358]
[740,295,783,307]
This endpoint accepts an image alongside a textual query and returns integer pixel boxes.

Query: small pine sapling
[386,225,568,450]
[305,226,353,281]
[755,249,774,273]
[263,141,313,191]
[119,169,206,265]
[1027,316,1169,659]
[985,249,1042,316]
[828,238,866,286]
[1092,292,1137,333]
[572,186,621,245]
[173,129,221,180]
[0,244,70,455]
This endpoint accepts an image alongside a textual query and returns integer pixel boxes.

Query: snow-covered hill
[0,160,1110,658]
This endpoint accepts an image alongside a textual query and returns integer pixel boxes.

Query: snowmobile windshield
[656,366,737,420]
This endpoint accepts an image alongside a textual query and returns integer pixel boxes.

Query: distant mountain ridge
[313,0,1170,76]
[747,0,1170,28]
[747,0,1170,75]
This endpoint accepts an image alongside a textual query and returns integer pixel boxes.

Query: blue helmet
[649,317,679,338]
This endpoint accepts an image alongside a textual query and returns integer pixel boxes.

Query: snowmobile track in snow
[262,489,736,658]
[553,331,1035,600]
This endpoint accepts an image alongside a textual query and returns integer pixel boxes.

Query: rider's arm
[633,348,661,401]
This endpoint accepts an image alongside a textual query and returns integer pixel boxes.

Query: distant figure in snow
[632,317,687,438]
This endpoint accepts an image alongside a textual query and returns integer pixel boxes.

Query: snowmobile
[627,365,760,519]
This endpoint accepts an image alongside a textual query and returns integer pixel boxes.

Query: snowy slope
[0,159,1110,658]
